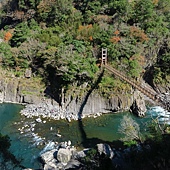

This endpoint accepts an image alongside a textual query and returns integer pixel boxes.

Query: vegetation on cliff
[0,0,169,100]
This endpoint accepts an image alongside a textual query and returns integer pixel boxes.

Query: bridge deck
[103,64,170,111]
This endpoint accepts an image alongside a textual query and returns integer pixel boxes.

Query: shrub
[119,115,142,143]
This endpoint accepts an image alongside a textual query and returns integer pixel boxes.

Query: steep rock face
[130,90,147,117]
[4,79,19,102]
[0,77,146,117]
[64,92,133,116]
[0,77,42,104]
[0,78,20,103]
[0,79,5,103]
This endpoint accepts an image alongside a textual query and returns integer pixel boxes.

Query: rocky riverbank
[0,75,148,120]
[38,141,115,170]
[37,140,151,170]
[20,89,147,122]
[20,99,102,122]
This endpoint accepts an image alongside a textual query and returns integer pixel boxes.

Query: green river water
[0,103,164,169]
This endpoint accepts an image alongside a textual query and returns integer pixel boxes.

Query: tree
[10,22,30,47]
[4,31,12,41]
[108,0,128,15]
[37,0,73,26]
[55,43,99,83]
[118,115,142,143]
[0,42,15,67]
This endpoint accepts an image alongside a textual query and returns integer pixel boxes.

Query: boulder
[67,140,71,146]
[74,150,86,159]
[130,90,146,117]
[44,161,61,170]
[25,69,32,78]
[41,149,57,164]
[65,159,81,169]
[57,148,72,165]
[97,143,114,159]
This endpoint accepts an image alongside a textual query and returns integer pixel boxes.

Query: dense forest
[0,0,170,98]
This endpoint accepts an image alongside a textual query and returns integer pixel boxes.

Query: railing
[100,47,169,110]
[103,64,159,101]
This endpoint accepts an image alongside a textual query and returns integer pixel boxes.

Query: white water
[147,106,170,124]
[39,141,58,155]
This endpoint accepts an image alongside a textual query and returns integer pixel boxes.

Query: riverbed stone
[57,148,72,165]
[41,149,57,164]
[97,143,114,159]
[65,159,81,169]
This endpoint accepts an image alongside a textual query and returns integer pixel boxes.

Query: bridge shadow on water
[78,117,123,149]
[77,70,123,149]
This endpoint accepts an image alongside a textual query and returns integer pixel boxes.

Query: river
[0,103,169,169]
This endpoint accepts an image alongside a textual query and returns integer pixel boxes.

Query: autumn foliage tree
[77,24,94,41]
[110,36,121,43]
[130,26,149,43]
[4,32,12,41]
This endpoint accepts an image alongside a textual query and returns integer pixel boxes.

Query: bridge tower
[101,48,107,65]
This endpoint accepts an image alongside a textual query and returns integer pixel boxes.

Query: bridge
[101,48,170,111]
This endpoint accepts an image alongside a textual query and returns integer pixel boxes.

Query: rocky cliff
[0,77,42,104]
[0,76,147,118]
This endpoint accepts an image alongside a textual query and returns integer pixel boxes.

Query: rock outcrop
[40,141,116,170]
[0,76,147,119]
[40,141,82,170]
[64,91,133,116]
[97,143,114,159]
[130,90,147,117]
[0,77,42,104]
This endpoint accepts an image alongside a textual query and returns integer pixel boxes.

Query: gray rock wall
[0,78,41,104]
[0,77,146,117]
[0,78,20,103]
[64,92,133,115]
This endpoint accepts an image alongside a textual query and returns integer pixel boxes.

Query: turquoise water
[0,103,22,130]
[0,103,42,169]
[0,103,158,169]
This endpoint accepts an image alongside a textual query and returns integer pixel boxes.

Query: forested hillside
[0,0,170,98]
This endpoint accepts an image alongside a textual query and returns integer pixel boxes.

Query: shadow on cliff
[143,66,155,89]
[42,65,64,105]
[78,70,104,119]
